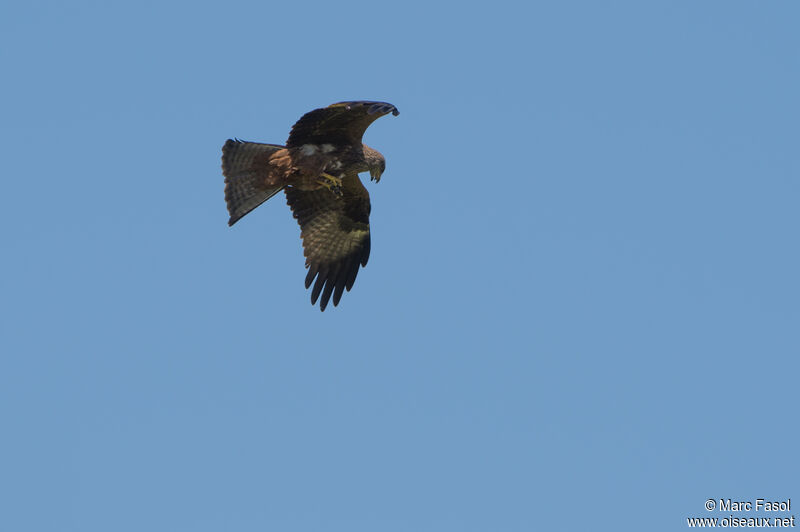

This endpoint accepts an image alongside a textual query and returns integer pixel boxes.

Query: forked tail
[222,139,286,226]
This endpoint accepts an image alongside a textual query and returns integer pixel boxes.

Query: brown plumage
[222,101,399,311]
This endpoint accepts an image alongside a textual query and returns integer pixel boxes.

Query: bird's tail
[222,139,286,226]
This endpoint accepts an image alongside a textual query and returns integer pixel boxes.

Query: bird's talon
[317,173,344,196]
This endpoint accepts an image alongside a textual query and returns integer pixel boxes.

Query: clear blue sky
[1,1,797,531]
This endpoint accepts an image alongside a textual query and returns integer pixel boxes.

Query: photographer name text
[707,499,791,512]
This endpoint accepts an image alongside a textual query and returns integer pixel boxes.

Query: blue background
[2,1,797,530]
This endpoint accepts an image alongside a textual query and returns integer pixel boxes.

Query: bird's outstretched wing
[284,172,372,311]
[286,101,399,148]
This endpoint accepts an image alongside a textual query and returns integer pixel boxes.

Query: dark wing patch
[285,172,372,311]
[286,101,399,148]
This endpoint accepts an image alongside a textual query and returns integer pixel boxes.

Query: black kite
[222,101,399,311]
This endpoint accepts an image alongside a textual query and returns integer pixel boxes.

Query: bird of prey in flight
[222,101,399,311]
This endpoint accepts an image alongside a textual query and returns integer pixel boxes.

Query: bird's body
[222,101,398,311]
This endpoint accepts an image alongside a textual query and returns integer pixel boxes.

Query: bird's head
[363,145,386,182]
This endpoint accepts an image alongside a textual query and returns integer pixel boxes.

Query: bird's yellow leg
[317,172,343,196]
